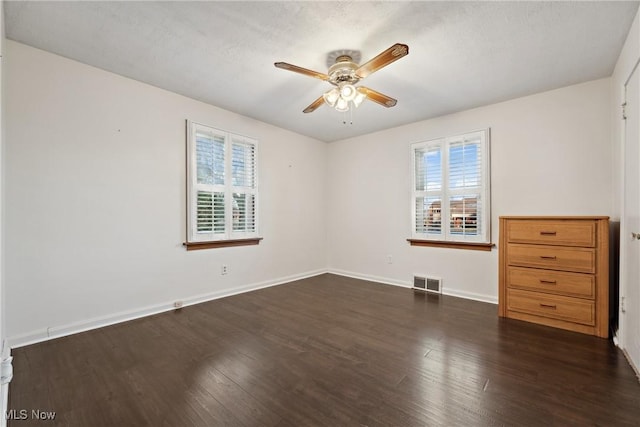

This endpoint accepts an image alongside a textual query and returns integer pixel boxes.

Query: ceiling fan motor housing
[328,56,359,86]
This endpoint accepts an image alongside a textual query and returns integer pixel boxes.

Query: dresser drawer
[506,267,595,298]
[507,244,596,274]
[507,289,595,326]
[506,220,596,247]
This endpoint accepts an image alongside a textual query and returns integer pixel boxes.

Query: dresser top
[499,216,609,220]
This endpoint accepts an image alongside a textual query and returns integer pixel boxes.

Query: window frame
[410,129,491,245]
[185,120,260,249]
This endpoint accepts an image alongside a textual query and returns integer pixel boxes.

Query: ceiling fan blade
[303,95,325,113]
[274,62,329,81]
[355,43,409,79]
[359,87,398,108]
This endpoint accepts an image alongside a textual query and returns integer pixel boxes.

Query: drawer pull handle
[540,255,557,260]
[540,303,557,309]
[540,280,557,285]
[540,231,557,236]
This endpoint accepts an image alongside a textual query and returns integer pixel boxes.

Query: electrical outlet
[221,264,228,275]
[387,254,393,264]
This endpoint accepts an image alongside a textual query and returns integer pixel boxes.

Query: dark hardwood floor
[9,274,640,426]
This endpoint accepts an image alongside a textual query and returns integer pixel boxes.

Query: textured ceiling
[4,1,639,142]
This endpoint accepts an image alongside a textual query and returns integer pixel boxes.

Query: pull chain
[342,108,354,125]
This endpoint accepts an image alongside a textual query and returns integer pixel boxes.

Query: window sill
[407,239,494,251]
[184,238,263,251]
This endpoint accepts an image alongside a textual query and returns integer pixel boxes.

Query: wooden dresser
[498,216,609,338]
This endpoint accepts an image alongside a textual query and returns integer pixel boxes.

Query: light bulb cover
[340,84,357,101]
[353,88,367,108]
[335,97,349,112]
[323,88,340,107]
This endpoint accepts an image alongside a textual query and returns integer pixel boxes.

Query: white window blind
[187,121,258,242]
[412,129,490,243]
[231,137,257,233]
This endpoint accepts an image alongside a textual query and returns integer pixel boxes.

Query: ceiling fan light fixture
[323,88,340,107]
[339,84,357,101]
[335,97,349,112]
[353,88,367,108]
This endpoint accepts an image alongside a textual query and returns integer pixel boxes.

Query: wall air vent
[413,275,441,293]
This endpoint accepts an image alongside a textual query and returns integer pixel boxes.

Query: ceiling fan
[274,43,409,113]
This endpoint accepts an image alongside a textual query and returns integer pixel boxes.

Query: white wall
[327,78,612,302]
[0,2,8,425]
[4,41,327,346]
[612,10,639,221]
[0,0,4,343]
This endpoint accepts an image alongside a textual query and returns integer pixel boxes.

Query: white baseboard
[0,382,6,427]
[9,269,328,349]
[442,288,498,304]
[329,268,413,288]
[1,340,12,427]
[622,348,640,383]
[328,268,498,304]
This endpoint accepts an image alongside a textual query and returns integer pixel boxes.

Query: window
[411,129,490,245]
[186,121,259,248]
